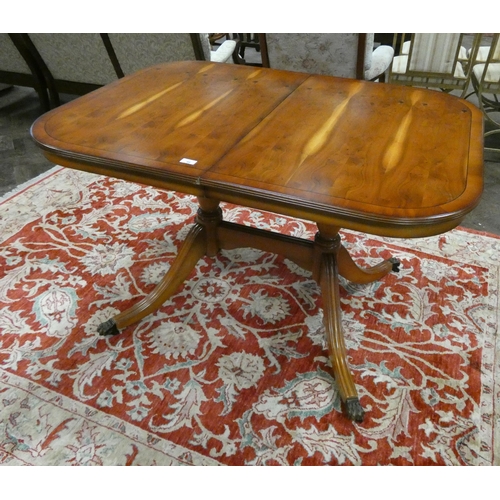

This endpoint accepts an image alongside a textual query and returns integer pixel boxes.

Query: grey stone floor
[0,85,58,195]
[1,78,500,236]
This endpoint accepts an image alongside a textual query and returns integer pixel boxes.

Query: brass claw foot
[389,257,401,273]
[345,397,365,422]
[98,318,119,336]
[337,244,401,285]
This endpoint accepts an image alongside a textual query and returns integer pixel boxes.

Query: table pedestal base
[98,198,399,422]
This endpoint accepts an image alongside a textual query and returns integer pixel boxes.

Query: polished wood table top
[31,61,484,422]
[32,60,483,238]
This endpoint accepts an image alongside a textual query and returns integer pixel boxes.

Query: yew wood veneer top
[31,60,484,237]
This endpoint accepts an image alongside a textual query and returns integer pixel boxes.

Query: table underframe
[97,196,400,422]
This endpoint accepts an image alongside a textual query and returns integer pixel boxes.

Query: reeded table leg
[98,198,222,336]
[98,224,207,335]
[338,245,400,284]
[313,226,400,422]
[314,227,365,422]
[320,250,365,422]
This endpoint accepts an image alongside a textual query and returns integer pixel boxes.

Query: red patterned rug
[0,166,498,465]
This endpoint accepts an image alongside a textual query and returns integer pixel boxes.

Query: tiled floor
[1,59,500,235]
[0,85,58,196]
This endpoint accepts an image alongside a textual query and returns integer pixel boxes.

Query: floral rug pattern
[0,166,498,465]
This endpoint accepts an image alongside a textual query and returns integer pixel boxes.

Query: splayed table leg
[313,226,400,422]
[337,244,400,284]
[98,198,221,336]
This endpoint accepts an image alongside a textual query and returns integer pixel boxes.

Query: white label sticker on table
[180,158,198,165]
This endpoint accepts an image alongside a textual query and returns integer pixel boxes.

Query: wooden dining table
[31,61,484,422]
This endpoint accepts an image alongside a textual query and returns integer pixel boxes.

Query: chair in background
[469,34,500,150]
[236,33,261,61]
[108,33,237,75]
[0,34,50,111]
[26,33,123,108]
[22,34,237,109]
[204,34,238,63]
[387,33,482,98]
[259,33,394,81]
